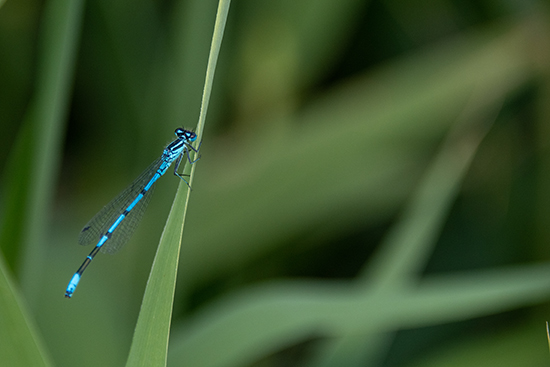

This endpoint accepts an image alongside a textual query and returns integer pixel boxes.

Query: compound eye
[175,128,184,137]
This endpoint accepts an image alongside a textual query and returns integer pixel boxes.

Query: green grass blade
[0,250,53,367]
[125,1,231,366]
[166,263,550,367]
[0,0,83,363]
[194,0,231,138]
[365,91,503,288]
[305,92,504,367]
[124,183,192,367]
[0,0,84,300]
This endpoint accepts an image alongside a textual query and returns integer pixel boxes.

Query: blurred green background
[2,0,550,366]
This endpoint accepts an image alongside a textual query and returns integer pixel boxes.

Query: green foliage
[2,0,550,367]
[0,252,53,367]
[126,2,230,365]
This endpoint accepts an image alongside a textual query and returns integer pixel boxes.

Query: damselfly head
[175,128,197,142]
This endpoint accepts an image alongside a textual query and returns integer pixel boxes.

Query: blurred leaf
[166,17,548,367]
[180,19,538,290]
[168,263,550,367]
[407,319,549,367]
[306,80,505,367]
[0,0,84,302]
[0,250,52,367]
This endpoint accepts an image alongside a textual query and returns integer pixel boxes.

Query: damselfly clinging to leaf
[65,128,201,298]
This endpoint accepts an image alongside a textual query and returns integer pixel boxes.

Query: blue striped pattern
[65,128,200,298]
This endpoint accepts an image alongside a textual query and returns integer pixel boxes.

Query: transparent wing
[78,157,163,254]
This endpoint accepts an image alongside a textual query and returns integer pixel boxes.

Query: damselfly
[65,128,201,298]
